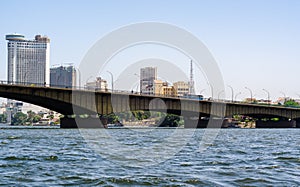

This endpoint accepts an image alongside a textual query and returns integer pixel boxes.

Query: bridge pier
[255,118,296,128]
[295,119,300,128]
[184,114,225,128]
[184,117,208,128]
[60,116,107,128]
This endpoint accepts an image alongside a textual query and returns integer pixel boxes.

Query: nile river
[0,125,299,186]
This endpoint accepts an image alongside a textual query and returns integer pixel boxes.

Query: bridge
[1,83,300,128]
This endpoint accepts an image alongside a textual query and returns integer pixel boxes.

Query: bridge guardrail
[0,80,299,109]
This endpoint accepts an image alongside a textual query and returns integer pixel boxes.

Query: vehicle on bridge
[180,94,204,100]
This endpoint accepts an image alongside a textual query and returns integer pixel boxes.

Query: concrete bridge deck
[1,83,300,128]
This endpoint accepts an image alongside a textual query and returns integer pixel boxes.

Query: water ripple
[0,127,299,186]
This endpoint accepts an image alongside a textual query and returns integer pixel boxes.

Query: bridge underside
[1,84,300,128]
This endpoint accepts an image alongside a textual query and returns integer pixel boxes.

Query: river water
[0,125,299,186]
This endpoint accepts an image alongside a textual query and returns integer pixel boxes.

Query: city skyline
[0,2,300,185]
[0,1,300,101]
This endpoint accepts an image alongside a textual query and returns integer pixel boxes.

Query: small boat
[107,121,124,128]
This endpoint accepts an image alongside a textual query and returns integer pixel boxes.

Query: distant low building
[244,98,257,103]
[0,104,6,114]
[256,99,272,104]
[161,86,176,97]
[5,102,23,124]
[154,80,175,97]
[21,103,48,114]
[154,80,164,95]
[173,81,189,97]
[85,77,108,91]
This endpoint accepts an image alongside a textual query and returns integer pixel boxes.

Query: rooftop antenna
[189,59,195,95]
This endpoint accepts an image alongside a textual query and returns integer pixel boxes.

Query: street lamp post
[200,89,206,95]
[280,91,286,98]
[262,89,270,105]
[75,67,81,89]
[107,71,114,92]
[234,92,242,102]
[227,85,234,102]
[85,76,93,89]
[245,87,253,103]
[280,91,287,103]
[218,90,224,101]
[134,73,140,93]
[207,83,213,100]
[280,91,288,104]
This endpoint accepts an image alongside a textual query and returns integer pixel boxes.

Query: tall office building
[6,34,50,85]
[50,65,76,88]
[140,67,157,94]
[5,34,50,124]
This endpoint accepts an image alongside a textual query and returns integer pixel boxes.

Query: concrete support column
[295,119,300,128]
[60,115,107,128]
[184,117,209,128]
[183,113,202,128]
[183,113,224,128]
[256,118,296,128]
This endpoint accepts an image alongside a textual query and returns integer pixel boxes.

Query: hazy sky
[0,0,299,100]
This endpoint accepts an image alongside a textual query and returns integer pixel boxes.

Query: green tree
[159,114,181,127]
[26,110,35,123]
[11,112,27,125]
[0,114,7,123]
[47,114,54,120]
[131,111,151,120]
[104,113,119,124]
[284,99,299,107]
[33,115,41,123]
[132,111,143,120]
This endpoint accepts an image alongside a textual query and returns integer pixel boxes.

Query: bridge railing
[0,80,88,90]
[1,80,299,109]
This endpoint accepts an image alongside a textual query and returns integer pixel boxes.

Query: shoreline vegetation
[0,110,295,128]
[0,111,60,126]
[101,112,257,128]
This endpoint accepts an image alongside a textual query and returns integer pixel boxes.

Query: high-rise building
[140,67,157,94]
[6,34,50,85]
[173,81,189,97]
[5,34,50,124]
[50,65,76,88]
